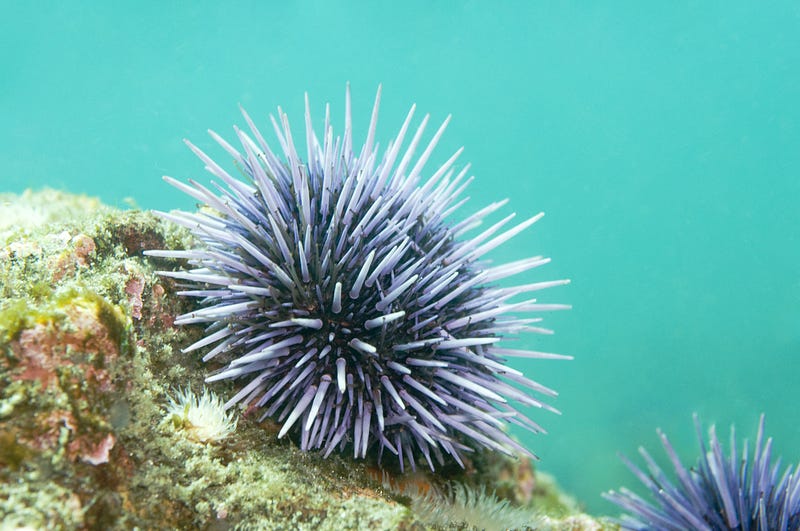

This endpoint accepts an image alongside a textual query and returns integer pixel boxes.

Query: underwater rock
[0,189,609,530]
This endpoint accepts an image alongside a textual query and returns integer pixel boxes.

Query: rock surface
[0,189,612,530]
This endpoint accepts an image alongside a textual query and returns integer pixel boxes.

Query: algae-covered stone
[0,189,611,530]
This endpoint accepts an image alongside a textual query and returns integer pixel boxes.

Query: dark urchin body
[146,87,570,471]
[605,415,800,531]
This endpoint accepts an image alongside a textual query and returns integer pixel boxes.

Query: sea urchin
[145,86,570,471]
[604,414,800,531]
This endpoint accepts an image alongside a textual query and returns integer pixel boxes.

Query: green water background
[2,1,798,516]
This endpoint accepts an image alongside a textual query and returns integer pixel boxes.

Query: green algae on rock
[0,189,610,530]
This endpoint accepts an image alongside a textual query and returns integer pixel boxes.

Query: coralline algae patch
[1,290,124,465]
[0,190,606,530]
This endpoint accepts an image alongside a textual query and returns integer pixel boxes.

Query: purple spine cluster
[605,414,800,531]
[146,86,570,471]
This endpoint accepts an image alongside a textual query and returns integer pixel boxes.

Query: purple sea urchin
[604,414,800,531]
[145,86,570,471]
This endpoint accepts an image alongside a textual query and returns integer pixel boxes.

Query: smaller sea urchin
[604,414,800,531]
[147,86,570,470]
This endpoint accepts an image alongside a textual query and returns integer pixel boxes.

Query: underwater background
[2,1,798,516]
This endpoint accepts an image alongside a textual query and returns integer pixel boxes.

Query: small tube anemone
[604,414,800,531]
[410,482,538,531]
[146,86,570,470]
[164,387,238,443]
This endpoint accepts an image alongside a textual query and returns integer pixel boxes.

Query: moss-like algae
[0,299,31,343]
[0,189,613,530]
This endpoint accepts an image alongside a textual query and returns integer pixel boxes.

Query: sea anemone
[164,386,238,443]
[409,482,538,531]
[145,86,570,470]
[604,414,800,531]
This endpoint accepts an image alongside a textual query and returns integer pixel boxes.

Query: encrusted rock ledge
[0,189,612,530]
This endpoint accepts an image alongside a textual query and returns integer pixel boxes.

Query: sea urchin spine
[146,86,570,471]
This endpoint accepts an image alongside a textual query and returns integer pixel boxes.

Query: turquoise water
[3,1,798,516]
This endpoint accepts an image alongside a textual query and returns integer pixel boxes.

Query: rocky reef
[0,189,611,530]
